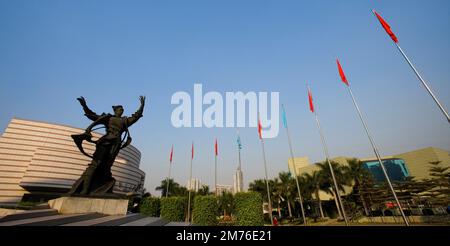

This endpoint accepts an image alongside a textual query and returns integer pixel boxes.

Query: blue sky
[1,0,449,195]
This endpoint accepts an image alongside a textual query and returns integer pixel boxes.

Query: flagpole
[237,129,242,171]
[282,104,307,226]
[313,112,349,226]
[258,115,274,225]
[347,86,409,226]
[236,128,243,193]
[166,145,173,198]
[215,139,218,196]
[260,137,274,225]
[308,84,348,225]
[394,43,450,123]
[166,160,172,198]
[372,10,450,124]
[187,142,193,223]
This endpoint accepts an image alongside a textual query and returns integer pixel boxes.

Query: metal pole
[187,145,193,223]
[165,160,172,198]
[347,86,409,226]
[395,43,450,124]
[215,153,218,196]
[314,112,349,226]
[282,105,307,226]
[260,138,274,225]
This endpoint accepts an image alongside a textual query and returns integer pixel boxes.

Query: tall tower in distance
[233,130,244,194]
[233,166,244,194]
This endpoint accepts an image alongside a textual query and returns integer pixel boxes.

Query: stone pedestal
[48,196,129,215]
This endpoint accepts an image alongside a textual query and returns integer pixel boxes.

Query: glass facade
[362,158,410,182]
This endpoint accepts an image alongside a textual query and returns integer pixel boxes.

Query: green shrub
[234,192,264,226]
[192,195,218,226]
[160,196,187,222]
[140,197,160,217]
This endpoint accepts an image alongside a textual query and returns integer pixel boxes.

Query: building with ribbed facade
[0,118,145,205]
[187,178,201,192]
[233,167,244,194]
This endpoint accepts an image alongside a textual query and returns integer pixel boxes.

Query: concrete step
[0,209,58,223]
[0,213,106,226]
[93,213,146,226]
[120,217,169,226]
[61,215,128,226]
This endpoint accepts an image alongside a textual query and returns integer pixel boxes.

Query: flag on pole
[169,145,174,162]
[281,104,288,128]
[258,117,263,139]
[215,138,218,156]
[308,87,315,113]
[191,142,194,160]
[373,10,398,43]
[337,59,349,86]
[237,135,242,150]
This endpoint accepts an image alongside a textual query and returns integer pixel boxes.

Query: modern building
[233,167,244,194]
[394,147,450,180]
[287,156,353,201]
[216,184,233,195]
[187,178,201,192]
[0,118,146,205]
[287,147,450,200]
[360,157,410,182]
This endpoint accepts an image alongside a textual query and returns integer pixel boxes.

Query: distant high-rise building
[233,167,244,194]
[216,184,233,195]
[187,178,201,192]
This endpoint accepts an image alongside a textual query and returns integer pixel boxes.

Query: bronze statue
[68,96,145,197]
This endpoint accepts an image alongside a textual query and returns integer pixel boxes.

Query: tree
[218,191,234,217]
[198,185,211,196]
[249,179,269,202]
[155,179,188,197]
[427,161,450,205]
[302,171,325,219]
[316,160,351,219]
[344,158,373,216]
[276,172,296,218]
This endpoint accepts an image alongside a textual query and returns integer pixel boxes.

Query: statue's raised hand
[77,96,88,107]
[139,96,146,106]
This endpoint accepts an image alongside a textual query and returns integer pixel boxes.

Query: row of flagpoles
[163,10,448,225]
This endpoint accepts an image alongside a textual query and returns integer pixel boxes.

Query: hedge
[234,192,264,226]
[192,195,218,226]
[139,197,160,217]
[160,196,187,222]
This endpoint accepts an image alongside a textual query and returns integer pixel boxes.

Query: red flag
[373,10,398,43]
[258,118,263,139]
[191,142,194,159]
[336,59,349,86]
[214,139,218,156]
[169,145,174,162]
[308,87,314,113]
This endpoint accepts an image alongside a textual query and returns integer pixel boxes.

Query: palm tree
[249,179,269,202]
[218,191,234,217]
[344,158,373,216]
[249,179,273,216]
[277,172,296,218]
[316,160,350,219]
[271,178,283,218]
[198,185,210,195]
[303,171,325,219]
[156,178,179,197]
